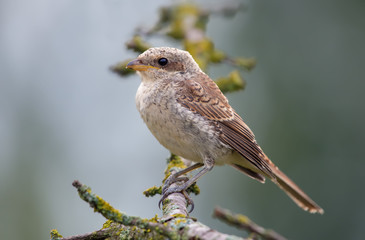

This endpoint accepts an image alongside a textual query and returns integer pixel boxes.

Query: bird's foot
[159,175,194,212]
[162,174,189,194]
[158,185,194,213]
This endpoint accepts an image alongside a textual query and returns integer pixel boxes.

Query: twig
[213,206,287,240]
[51,229,109,240]
[72,180,179,240]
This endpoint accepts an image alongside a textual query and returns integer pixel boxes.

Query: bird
[126,47,324,214]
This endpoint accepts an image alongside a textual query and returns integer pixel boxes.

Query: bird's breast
[135,81,232,164]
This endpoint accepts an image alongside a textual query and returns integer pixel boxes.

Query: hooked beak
[126,59,158,71]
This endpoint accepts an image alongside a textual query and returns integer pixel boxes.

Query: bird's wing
[218,112,274,177]
[176,73,324,213]
[176,73,274,177]
[176,75,234,121]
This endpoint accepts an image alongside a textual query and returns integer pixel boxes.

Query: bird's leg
[159,158,214,211]
[162,162,204,194]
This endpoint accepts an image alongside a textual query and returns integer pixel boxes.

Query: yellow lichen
[233,57,256,71]
[215,70,245,93]
[184,38,216,71]
[172,213,187,219]
[110,59,136,77]
[125,35,151,53]
[95,195,123,218]
[187,182,200,195]
[50,229,63,239]
[174,218,187,226]
[143,186,162,197]
[163,154,188,182]
[167,3,201,39]
[236,214,250,224]
[102,219,113,229]
[148,214,160,223]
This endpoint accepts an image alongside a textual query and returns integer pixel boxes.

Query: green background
[1,0,364,239]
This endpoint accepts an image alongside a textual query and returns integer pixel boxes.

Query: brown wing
[218,113,274,177]
[176,73,274,178]
[176,74,234,121]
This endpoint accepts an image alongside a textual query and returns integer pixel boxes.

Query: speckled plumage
[136,71,232,165]
[127,47,323,214]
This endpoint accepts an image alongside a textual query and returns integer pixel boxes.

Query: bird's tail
[269,161,324,214]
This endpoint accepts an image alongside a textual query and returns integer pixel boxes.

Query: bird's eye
[158,58,168,66]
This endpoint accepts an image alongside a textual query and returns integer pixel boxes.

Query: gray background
[1,0,364,239]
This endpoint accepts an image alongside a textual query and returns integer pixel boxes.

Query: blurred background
[1,0,364,239]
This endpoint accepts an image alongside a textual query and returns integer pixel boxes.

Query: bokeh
[1,0,364,239]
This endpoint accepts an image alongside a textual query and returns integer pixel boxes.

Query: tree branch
[55,155,246,240]
[51,229,110,240]
[213,206,287,240]
[71,180,178,240]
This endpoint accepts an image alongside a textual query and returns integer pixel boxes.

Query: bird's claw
[158,176,194,212]
[158,187,195,213]
[162,175,189,194]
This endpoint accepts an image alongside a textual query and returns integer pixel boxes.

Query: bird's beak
[126,59,158,71]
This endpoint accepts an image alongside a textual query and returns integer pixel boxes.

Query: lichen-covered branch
[215,70,246,93]
[110,2,254,93]
[50,157,286,240]
[71,180,178,240]
[213,207,287,240]
[50,228,110,240]
[51,177,246,240]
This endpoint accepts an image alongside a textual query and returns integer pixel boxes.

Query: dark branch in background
[213,207,287,240]
[51,2,287,240]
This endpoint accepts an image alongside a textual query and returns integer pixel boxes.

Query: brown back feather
[176,73,274,178]
[176,72,323,214]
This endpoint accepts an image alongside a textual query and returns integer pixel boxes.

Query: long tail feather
[270,164,324,214]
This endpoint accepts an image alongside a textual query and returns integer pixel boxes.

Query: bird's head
[126,47,201,81]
